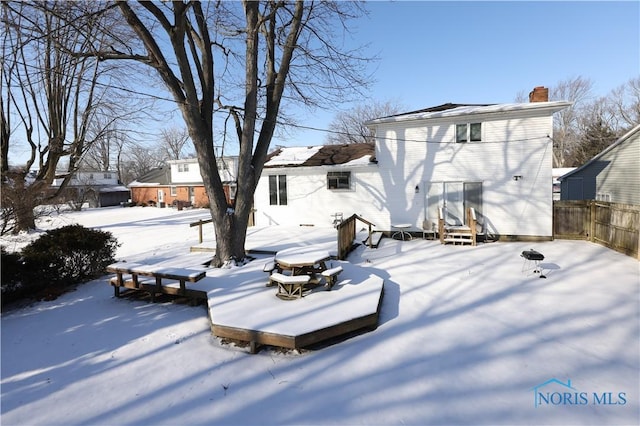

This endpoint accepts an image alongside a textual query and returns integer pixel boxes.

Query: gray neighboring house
[559,124,640,204]
[51,170,130,207]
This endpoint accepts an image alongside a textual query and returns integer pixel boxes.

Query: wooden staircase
[439,207,477,246]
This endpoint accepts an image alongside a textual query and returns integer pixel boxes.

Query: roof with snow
[365,101,572,125]
[264,143,376,168]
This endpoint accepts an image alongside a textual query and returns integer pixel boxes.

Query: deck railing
[336,214,375,260]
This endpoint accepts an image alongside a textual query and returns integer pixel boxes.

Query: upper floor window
[269,175,287,205]
[327,171,351,190]
[456,123,482,143]
[178,163,189,172]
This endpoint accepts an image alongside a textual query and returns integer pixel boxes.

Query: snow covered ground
[1,206,639,425]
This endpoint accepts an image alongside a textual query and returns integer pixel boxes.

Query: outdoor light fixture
[513,175,523,181]
[415,185,420,193]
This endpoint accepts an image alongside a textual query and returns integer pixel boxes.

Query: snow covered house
[255,87,571,240]
[254,143,379,226]
[129,157,238,207]
[558,124,640,204]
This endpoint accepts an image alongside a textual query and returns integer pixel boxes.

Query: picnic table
[270,247,337,299]
[274,247,332,276]
[106,262,206,302]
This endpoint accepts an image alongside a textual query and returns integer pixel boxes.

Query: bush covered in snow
[2,225,119,305]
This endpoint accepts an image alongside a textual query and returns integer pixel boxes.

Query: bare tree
[549,76,595,167]
[160,127,191,160]
[326,100,405,145]
[568,115,618,166]
[94,1,371,266]
[80,117,124,171]
[120,142,165,183]
[0,1,130,232]
[606,76,640,130]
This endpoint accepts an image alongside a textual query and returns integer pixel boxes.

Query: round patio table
[391,223,413,241]
[275,247,331,277]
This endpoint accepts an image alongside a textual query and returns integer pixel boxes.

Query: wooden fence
[554,200,640,259]
[336,214,375,260]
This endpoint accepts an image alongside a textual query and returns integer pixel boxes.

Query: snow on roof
[265,143,376,168]
[366,101,573,125]
[98,186,130,193]
[265,146,323,167]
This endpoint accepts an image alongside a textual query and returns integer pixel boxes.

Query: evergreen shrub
[20,224,119,294]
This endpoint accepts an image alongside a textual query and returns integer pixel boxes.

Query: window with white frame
[170,186,177,196]
[327,171,351,190]
[596,192,611,202]
[455,122,482,143]
[178,163,189,172]
[103,173,111,179]
[268,175,287,205]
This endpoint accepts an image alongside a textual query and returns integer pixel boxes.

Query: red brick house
[129,157,237,208]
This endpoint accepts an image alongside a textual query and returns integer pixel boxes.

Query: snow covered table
[106,262,206,302]
[274,247,332,277]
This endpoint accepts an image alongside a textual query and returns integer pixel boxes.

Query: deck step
[446,232,472,238]
[356,230,383,248]
[443,235,474,245]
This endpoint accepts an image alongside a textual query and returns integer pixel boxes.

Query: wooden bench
[321,266,343,290]
[107,263,206,302]
[263,259,277,286]
[269,272,310,300]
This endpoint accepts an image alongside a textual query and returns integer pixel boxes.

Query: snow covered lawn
[1,207,638,425]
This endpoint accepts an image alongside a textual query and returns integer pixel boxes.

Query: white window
[170,186,177,196]
[456,123,482,143]
[596,193,611,202]
[269,175,287,205]
[327,171,351,190]
[178,163,189,173]
[103,173,111,179]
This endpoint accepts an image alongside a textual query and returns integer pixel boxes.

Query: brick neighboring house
[128,157,238,208]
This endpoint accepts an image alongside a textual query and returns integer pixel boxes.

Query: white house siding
[374,114,555,236]
[253,102,568,237]
[52,171,119,187]
[168,158,238,184]
[170,161,203,184]
[254,165,385,228]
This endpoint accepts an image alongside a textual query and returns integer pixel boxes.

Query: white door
[157,189,164,206]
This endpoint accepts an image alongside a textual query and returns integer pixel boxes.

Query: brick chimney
[529,86,549,102]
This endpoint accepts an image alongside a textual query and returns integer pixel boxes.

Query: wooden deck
[207,260,384,353]
[107,256,384,353]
